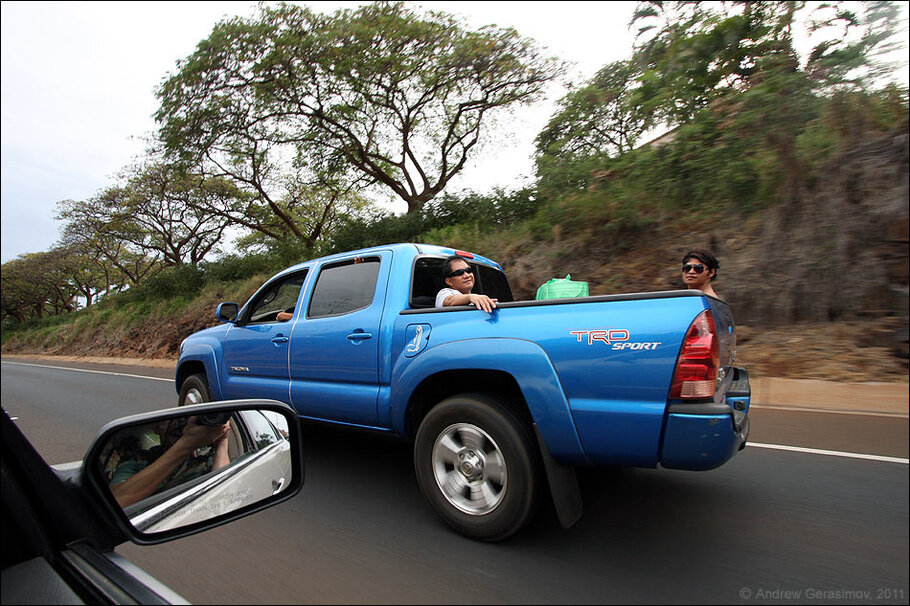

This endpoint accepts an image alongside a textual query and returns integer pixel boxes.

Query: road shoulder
[751,377,908,417]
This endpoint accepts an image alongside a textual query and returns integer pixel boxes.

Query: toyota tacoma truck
[176,243,751,540]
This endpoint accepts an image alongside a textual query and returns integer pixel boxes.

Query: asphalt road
[2,359,908,605]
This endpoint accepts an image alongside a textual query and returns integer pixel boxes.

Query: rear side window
[410,257,446,307]
[308,257,380,318]
[410,256,513,308]
[476,264,513,303]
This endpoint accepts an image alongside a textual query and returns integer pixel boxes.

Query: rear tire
[414,392,540,541]
[178,373,211,406]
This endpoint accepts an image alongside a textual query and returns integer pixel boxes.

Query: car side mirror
[83,400,303,545]
[216,302,240,323]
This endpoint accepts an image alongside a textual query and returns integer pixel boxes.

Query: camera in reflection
[195,412,232,426]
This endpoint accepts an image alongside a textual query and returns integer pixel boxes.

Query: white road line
[1,361,174,382]
[748,442,908,465]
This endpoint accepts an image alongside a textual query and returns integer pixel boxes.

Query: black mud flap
[534,424,582,529]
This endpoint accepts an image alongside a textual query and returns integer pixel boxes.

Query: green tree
[630,1,905,126]
[625,1,905,201]
[631,1,803,126]
[536,60,646,164]
[156,1,563,214]
[1,257,42,323]
[58,161,238,268]
[28,249,80,316]
[324,186,538,254]
[190,162,374,251]
[803,1,905,91]
[0,252,78,323]
[52,244,114,307]
[57,208,161,288]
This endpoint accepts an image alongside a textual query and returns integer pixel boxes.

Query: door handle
[346,331,373,342]
[270,335,289,346]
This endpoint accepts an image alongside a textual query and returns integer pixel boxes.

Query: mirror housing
[216,302,240,323]
[83,400,303,545]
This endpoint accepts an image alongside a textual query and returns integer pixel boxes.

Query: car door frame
[288,251,391,427]
[219,269,311,404]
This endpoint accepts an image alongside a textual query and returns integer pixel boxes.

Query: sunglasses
[682,264,707,274]
[447,267,474,278]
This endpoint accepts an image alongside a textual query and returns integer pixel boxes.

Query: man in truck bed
[435,255,498,312]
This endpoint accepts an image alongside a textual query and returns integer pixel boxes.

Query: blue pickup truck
[176,243,750,540]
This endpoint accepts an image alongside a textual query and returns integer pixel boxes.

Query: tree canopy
[535,59,646,169]
[5,0,906,331]
[155,1,563,214]
[532,0,906,202]
[629,0,904,125]
[57,161,239,267]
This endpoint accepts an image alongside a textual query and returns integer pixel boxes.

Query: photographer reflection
[109,416,230,508]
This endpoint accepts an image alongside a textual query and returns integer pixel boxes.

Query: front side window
[246,272,307,324]
[308,257,380,318]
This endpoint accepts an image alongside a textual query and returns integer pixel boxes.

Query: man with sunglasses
[435,256,498,313]
[681,249,720,298]
[109,416,231,508]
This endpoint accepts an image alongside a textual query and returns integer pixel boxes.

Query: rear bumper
[660,367,751,471]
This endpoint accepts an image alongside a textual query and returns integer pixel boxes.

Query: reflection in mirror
[216,302,239,323]
[96,408,293,534]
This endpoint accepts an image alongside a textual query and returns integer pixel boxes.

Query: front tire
[414,393,540,541]
[178,373,211,406]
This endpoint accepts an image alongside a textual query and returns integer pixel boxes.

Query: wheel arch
[405,370,529,440]
[175,346,224,401]
[175,360,206,394]
[390,338,588,465]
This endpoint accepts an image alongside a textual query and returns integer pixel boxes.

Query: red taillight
[670,310,719,400]
[455,250,475,259]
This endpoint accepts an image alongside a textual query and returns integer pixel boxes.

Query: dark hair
[441,255,469,279]
[682,249,719,279]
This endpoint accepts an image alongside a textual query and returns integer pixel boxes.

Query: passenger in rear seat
[435,256,498,313]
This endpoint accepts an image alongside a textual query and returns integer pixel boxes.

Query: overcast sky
[1,1,907,263]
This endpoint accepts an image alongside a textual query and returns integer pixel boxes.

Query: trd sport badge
[569,329,661,351]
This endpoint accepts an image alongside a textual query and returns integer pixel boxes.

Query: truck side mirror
[216,302,240,323]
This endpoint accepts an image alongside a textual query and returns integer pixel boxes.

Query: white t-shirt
[435,288,462,307]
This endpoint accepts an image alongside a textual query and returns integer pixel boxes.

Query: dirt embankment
[495,127,909,384]
[4,306,904,384]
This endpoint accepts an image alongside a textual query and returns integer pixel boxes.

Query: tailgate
[706,297,736,370]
